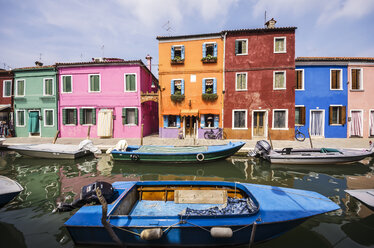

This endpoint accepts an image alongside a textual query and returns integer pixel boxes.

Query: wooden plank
[174,190,227,204]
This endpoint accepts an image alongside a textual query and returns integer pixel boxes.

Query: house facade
[347,58,374,138]
[295,58,348,138]
[157,33,224,138]
[0,69,13,136]
[224,24,297,140]
[56,58,158,138]
[13,65,58,137]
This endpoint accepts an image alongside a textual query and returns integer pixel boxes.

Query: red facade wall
[224,29,296,139]
[0,70,13,106]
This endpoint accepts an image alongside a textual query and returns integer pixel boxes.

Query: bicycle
[204,128,227,139]
[295,126,305,141]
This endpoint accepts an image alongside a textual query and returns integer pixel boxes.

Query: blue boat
[111,141,245,163]
[65,181,340,246]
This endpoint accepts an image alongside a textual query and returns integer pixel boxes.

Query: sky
[1,0,374,75]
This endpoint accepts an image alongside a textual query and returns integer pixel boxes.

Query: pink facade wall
[58,64,158,138]
[348,64,374,138]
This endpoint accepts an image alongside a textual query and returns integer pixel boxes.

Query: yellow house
[157,33,224,138]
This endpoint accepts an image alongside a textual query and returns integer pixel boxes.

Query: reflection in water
[0,152,373,248]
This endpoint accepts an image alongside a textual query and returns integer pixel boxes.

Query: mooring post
[308,128,313,148]
[96,188,123,247]
[52,130,60,144]
[249,222,257,247]
[267,127,273,150]
[87,126,91,139]
[141,124,144,146]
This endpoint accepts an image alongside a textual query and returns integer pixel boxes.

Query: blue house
[295,58,348,138]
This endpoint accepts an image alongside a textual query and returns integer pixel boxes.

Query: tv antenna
[162,21,175,34]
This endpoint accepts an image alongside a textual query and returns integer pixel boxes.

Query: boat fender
[196,153,205,161]
[210,227,233,238]
[131,154,140,161]
[140,228,163,240]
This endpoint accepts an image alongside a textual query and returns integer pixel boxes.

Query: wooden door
[253,112,265,136]
[184,116,196,138]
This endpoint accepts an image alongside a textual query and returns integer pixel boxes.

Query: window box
[202,93,218,101]
[171,56,184,64]
[171,94,185,102]
[201,55,217,63]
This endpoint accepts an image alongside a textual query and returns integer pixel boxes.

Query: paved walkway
[2,135,373,154]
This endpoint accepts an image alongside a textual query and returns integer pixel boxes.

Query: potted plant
[201,54,217,63]
[171,56,184,64]
[202,93,218,101]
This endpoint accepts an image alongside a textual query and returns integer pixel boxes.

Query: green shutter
[131,75,136,91]
[90,75,99,92]
[17,80,24,96]
[126,75,130,91]
[135,108,138,125]
[45,110,53,125]
[62,109,66,125]
[63,76,72,92]
[235,40,239,55]
[80,108,84,125]
[73,109,77,125]
[122,108,126,125]
[92,109,96,125]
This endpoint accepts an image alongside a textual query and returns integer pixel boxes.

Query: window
[330,69,342,90]
[15,79,25,96]
[44,109,54,127]
[235,39,247,55]
[171,79,184,95]
[329,106,346,125]
[236,73,247,91]
[233,110,247,129]
[205,114,214,128]
[124,74,136,92]
[89,74,100,92]
[62,108,77,125]
[80,108,96,125]
[62,75,72,93]
[274,71,286,89]
[171,45,185,61]
[43,78,53,96]
[163,115,180,128]
[3,80,11,97]
[202,78,216,94]
[16,110,25,126]
[296,69,304,90]
[351,68,363,90]
[122,108,138,125]
[274,37,286,53]
[295,106,305,126]
[202,43,217,58]
[273,110,288,129]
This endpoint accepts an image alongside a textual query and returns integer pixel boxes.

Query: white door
[310,110,324,136]
[370,111,374,137]
[350,110,363,137]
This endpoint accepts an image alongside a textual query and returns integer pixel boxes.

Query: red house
[0,69,13,136]
[223,20,296,140]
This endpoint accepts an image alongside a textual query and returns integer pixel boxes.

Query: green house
[13,65,58,137]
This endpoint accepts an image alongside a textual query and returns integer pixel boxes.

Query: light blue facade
[295,63,348,138]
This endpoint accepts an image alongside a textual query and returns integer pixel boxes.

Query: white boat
[249,140,374,165]
[7,140,101,159]
[345,189,374,210]
[0,176,23,208]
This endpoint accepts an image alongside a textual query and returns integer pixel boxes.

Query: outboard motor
[248,140,272,157]
[56,181,117,212]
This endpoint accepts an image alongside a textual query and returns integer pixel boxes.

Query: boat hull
[267,153,372,165]
[11,148,89,159]
[111,142,245,163]
[0,176,23,208]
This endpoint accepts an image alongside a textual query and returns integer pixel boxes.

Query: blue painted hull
[0,192,21,208]
[65,181,340,246]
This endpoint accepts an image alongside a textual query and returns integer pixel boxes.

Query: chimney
[35,61,43,66]
[145,54,152,72]
[265,18,276,28]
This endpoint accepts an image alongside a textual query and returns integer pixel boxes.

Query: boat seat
[281,148,293,155]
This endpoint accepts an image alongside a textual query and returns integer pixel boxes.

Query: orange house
[157,33,224,138]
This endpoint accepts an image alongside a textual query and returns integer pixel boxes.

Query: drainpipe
[222,32,227,129]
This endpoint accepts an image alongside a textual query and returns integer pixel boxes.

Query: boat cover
[136,145,208,154]
[182,197,258,216]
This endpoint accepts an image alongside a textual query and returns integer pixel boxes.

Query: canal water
[0,151,373,248]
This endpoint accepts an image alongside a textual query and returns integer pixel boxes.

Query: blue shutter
[181,46,185,60]
[202,44,206,58]
[163,115,168,127]
[213,78,217,94]
[201,115,205,128]
[171,80,174,95]
[171,46,175,59]
[214,115,219,128]
[202,79,206,94]
[181,80,185,95]
[177,116,181,128]
[235,40,239,55]
[214,43,217,57]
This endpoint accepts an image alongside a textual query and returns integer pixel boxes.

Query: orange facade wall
[158,36,224,130]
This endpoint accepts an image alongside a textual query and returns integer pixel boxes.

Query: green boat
[111,141,245,163]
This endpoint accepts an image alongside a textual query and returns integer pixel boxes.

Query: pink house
[347,58,374,138]
[56,58,158,138]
